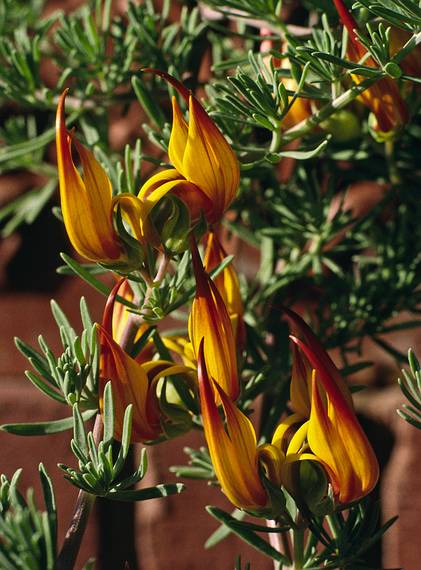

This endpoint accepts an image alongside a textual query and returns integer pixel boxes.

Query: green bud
[321,110,361,142]
[108,206,145,272]
[153,195,191,254]
[158,378,194,439]
[295,461,328,512]
[286,460,334,516]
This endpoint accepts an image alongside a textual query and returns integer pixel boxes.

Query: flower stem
[141,253,170,319]
[267,519,293,570]
[384,139,401,185]
[269,126,283,154]
[57,254,171,568]
[282,76,379,144]
[293,527,305,570]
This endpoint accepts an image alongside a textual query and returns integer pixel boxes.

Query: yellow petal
[290,342,312,417]
[307,371,379,503]
[271,412,304,454]
[162,336,196,369]
[56,91,121,262]
[112,192,161,247]
[258,443,285,488]
[286,421,309,455]
[203,231,244,321]
[285,308,353,408]
[181,95,240,222]
[168,97,189,172]
[138,168,212,222]
[142,70,240,223]
[198,341,267,510]
[189,240,239,401]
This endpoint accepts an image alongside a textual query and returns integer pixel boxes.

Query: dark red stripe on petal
[142,68,190,103]
[102,278,127,337]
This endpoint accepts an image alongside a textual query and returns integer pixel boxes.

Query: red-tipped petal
[285,308,352,406]
[197,340,267,510]
[142,68,190,102]
[102,278,127,337]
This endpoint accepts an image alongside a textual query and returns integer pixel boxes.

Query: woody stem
[56,415,103,570]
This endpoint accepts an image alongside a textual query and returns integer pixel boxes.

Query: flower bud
[153,195,191,254]
[321,109,361,142]
[56,90,122,264]
[140,70,240,224]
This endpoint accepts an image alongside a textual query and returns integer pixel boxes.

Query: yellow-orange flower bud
[333,0,407,134]
[198,340,268,511]
[139,70,240,224]
[286,308,379,503]
[189,240,239,401]
[203,231,245,345]
[56,90,122,263]
[99,280,192,442]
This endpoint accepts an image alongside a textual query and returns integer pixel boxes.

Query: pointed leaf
[108,483,185,502]
[206,507,290,564]
[0,410,96,435]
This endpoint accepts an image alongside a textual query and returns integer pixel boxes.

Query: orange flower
[333,0,407,134]
[286,308,379,503]
[56,90,122,263]
[203,231,245,345]
[197,340,268,511]
[189,239,239,401]
[389,27,421,77]
[139,70,240,224]
[98,280,192,442]
[111,279,154,363]
[56,91,151,264]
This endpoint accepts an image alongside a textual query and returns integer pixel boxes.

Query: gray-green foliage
[0,0,207,234]
[12,297,98,411]
[59,382,185,501]
[0,465,57,570]
[397,349,421,429]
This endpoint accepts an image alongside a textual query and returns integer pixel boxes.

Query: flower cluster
[198,307,379,515]
[56,72,379,519]
[333,0,409,137]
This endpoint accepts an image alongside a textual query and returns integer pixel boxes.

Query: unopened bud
[321,110,361,142]
[158,377,194,438]
[288,460,333,515]
[154,195,191,254]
